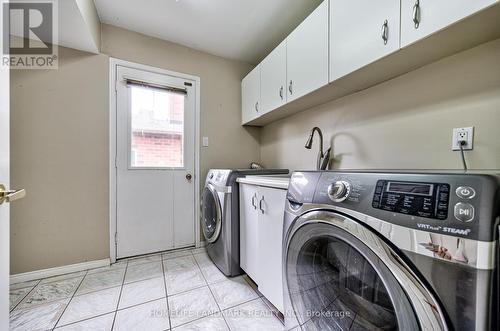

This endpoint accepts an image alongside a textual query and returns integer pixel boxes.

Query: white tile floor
[9,247,284,331]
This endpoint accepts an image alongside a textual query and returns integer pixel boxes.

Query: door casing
[0,1,10,327]
[109,58,201,263]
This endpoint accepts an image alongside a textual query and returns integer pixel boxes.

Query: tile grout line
[192,252,232,331]
[220,296,263,314]
[167,283,207,298]
[49,295,170,329]
[160,254,172,330]
[110,259,129,330]
[169,308,220,330]
[164,250,212,329]
[51,270,88,330]
[50,250,201,327]
[11,249,195,329]
[9,279,41,313]
[50,311,113,330]
[116,297,166,313]
[72,267,160,299]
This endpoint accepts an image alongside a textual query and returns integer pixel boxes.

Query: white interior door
[115,65,196,259]
[1,1,10,327]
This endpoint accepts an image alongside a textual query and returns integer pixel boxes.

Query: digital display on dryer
[386,182,433,196]
[372,180,450,220]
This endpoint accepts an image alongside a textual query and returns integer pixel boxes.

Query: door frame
[108,58,201,263]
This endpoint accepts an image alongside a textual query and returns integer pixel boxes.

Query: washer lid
[284,210,448,331]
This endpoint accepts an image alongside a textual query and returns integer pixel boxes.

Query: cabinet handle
[279,86,284,100]
[413,0,420,29]
[259,196,265,214]
[254,101,259,112]
[381,20,388,45]
[251,193,257,210]
[288,80,293,95]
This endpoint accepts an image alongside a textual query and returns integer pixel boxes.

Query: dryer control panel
[288,171,500,241]
[372,180,450,220]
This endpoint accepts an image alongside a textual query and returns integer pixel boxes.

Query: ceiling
[93,0,323,64]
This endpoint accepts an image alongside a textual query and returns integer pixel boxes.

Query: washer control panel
[297,171,500,241]
[206,170,230,186]
[372,180,450,220]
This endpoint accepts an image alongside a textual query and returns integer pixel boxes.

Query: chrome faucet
[305,127,331,170]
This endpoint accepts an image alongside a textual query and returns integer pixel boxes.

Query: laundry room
[1,0,500,330]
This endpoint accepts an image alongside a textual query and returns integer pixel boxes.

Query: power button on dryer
[456,186,476,199]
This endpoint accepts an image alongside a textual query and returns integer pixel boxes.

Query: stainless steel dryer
[283,170,499,330]
[202,168,288,276]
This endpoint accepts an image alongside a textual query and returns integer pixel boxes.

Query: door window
[286,222,419,330]
[129,85,185,168]
[202,187,220,241]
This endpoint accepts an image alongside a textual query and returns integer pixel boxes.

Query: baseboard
[10,258,110,285]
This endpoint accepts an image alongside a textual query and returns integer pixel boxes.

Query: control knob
[328,181,351,202]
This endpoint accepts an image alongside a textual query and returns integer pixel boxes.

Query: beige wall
[261,39,500,171]
[10,47,109,274]
[10,25,259,274]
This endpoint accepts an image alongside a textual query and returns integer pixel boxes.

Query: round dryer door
[284,210,448,331]
[202,184,222,243]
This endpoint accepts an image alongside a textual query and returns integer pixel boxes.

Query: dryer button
[454,203,475,223]
[456,186,476,199]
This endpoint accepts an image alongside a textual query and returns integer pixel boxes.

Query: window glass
[130,86,185,168]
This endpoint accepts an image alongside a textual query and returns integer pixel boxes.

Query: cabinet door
[401,0,497,47]
[330,0,400,81]
[239,184,260,282]
[241,65,261,125]
[286,0,329,102]
[258,187,287,313]
[260,41,287,114]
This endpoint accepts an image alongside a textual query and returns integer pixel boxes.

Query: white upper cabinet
[401,0,498,47]
[286,0,329,102]
[330,0,401,81]
[242,0,500,126]
[260,41,287,114]
[241,65,261,125]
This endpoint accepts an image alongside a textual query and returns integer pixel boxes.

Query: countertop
[236,175,290,190]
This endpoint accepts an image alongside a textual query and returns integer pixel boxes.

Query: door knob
[0,184,26,205]
[185,174,193,181]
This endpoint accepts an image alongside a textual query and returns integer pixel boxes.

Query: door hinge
[114,232,118,244]
[114,157,118,168]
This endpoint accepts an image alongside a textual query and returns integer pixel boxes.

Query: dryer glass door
[202,185,222,243]
[285,221,422,330]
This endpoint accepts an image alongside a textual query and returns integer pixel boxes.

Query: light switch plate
[202,137,209,147]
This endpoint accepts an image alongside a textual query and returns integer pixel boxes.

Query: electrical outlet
[452,127,474,151]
